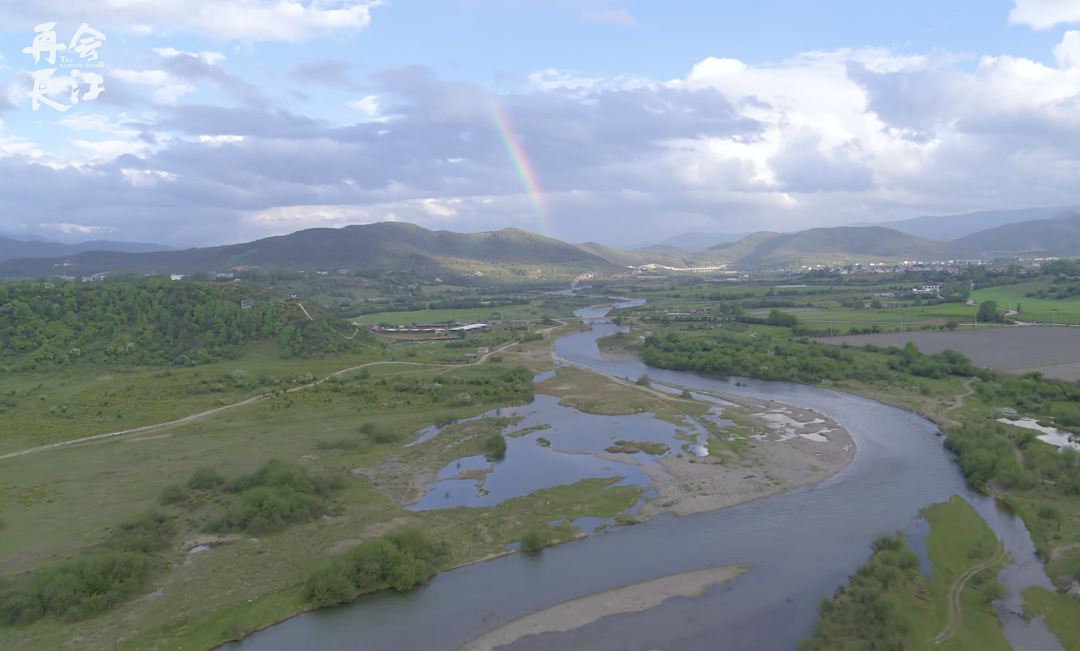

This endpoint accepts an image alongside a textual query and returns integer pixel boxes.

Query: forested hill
[0,281,375,371]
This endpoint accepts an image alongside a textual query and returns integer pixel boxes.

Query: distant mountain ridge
[859,205,1080,241]
[950,212,1080,257]
[7,217,1080,280]
[0,236,175,262]
[703,226,964,269]
[0,223,618,280]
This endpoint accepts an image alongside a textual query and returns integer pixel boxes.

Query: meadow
[0,341,645,651]
[973,278,1080,324]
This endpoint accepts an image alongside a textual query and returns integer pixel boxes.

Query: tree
[870,299,884,309]
[1037,504,1061,527]
[1016,303,1022,313]
[483,433,506,460]
[945,319,960,331]
[980,581,1006,604]
[977,300,1003,323]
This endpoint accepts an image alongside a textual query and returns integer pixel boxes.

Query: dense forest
[0,280,374,371]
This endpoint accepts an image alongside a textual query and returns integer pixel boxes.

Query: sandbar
[460,564,750,651]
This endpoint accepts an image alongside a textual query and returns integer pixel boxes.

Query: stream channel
[226,294,1065,651]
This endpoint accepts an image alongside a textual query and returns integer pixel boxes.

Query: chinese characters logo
[23,22,106,112]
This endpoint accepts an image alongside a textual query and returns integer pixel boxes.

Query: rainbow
[488,101,554,237]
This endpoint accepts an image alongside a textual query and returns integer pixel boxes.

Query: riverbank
[460,564,750,651]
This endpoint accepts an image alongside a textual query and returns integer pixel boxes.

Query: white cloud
[347,95,379,115]
[39,223,115,234]
[72,139,151,159]
[1010,0,1080,28]
[1054,30,1080,68]
[199,135,245,145]
[152,48,226,65]
[121,168,178,187]
[581,9,635,25]
[0,1,381,42]
[112,69,195,103]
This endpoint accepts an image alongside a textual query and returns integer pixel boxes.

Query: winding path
[934,540,1007,644]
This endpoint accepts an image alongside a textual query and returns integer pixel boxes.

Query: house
[871,291,895,298]
[170,274,185,281]
[912,283,940,294]
[476,346,491,355]
[240,300,255,309]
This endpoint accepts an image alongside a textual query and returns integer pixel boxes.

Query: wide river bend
[227,298,1063,651]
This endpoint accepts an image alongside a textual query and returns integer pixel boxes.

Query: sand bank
[460,564,750,651]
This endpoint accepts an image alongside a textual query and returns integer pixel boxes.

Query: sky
[2,1,1080,249]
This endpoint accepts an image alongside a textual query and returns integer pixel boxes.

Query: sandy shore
[460,565,750,651]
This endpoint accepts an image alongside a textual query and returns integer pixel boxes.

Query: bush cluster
[304,529,448,607]
[0,509,174,626]
[799,534,919,651]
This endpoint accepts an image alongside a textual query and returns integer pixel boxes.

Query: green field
[973,279,1080,324]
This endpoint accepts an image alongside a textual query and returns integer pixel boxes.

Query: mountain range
[3,210,1080,280]
[0,236,174,262]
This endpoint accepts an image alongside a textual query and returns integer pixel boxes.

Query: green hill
[0,223,618,281]
[703,226,966,269]
[0,280,374,372]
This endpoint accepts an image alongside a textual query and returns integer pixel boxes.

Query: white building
[912,282,940,294]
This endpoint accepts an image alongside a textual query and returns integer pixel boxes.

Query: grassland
[1023,587,1080,650]
[973,278,1080,324]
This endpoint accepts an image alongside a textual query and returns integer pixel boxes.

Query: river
[225,295,1064,651]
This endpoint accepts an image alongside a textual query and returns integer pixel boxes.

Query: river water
[225,296,1064,651]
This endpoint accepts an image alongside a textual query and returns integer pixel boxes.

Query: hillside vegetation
[0,280,372,371]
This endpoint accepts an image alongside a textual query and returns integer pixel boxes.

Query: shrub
[159,483,186,505]
[213,486,326,535]
[303,529,448,606]
[483,433,507,460]
[0,552,155,626]
[520,529,548,552]
[110,509,175,554]
[187,467,224,491]
[210,460,346,535]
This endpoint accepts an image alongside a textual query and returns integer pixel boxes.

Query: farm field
[973,279,1080,324]
[819,326,1080,380]
[790,303,978,329]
